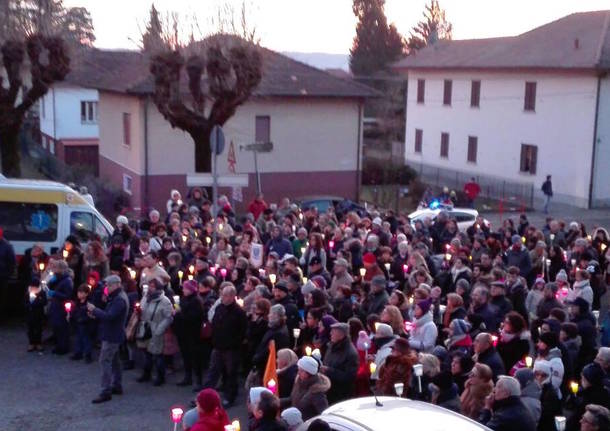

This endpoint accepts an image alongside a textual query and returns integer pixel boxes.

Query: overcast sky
[64,0,610,53]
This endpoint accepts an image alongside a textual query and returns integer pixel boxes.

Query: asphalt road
[0,320,248,431]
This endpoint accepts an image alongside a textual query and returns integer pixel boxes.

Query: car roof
[409,207,479,219]
[321,397,491,431]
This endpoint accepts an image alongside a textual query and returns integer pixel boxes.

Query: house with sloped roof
[39,44,376,213]
[393,10,610,208]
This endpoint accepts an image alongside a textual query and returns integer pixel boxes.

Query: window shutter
[520,144,527,172]
[255,116,270,142]
[443,80,452,105]
[415,129,423,153]
[123,113,131,147]
[468,136,477,162]
[530,146,538,174]
[471,81,480,107]
[440,132,449,157]
[417,79,425,103]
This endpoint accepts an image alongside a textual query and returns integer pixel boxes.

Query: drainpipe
[588,74,602,209]
[144,96,150,212]
[52,87,57,150]
[356,100,363,201]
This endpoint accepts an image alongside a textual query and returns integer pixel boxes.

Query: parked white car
[298,397,491,431]
[408,205,486,232]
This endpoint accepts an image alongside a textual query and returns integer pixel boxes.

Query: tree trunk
[194,130,212,173]
[0,126,22,178]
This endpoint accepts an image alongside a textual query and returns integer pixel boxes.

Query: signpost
[241,142,273,195]
[210,125,225,219]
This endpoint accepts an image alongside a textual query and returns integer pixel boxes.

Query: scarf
[414,311,433,330]
[500,329,517,343]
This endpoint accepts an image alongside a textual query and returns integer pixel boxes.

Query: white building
[394,11,610,208]
[39,85,100,175]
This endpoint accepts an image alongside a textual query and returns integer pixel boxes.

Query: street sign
[244,142,273,152]
[210,125,225,155]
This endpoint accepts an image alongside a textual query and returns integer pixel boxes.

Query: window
[80,101,98,123]
[123,173,133,194]
[41,96,46,119]
[520,144,538,174]
[471,80,481,107]
[70,211,94,243]
[440,132,449,158]
[443,80,452,106]
[49,140,55,154]
[122,113,131,147]
[42,136,47,149]
[255,116,270,143]
[452,212,476,223]
[416,79,425,104]
[524,82,536,111]
[0,202,58,242]
[95,216,112,244]
[467,136,478,163]
[414,129,423,153]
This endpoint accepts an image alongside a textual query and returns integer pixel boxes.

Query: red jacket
[248,199,268,220]
[464,182,481,200]
[189,410,230,431]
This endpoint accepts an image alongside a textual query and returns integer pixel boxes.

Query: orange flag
[263,340,278,394]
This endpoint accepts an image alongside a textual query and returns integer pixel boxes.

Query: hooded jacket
[137,291,174,355]
[520,378,542,424]
[408,312,438,352]
[322,336,359,404]
[479,395,536,431]
[289,373,331,420]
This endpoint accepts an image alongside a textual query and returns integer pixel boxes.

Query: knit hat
[511,234,522,245]
[104,274,122,285]
[534,277,545,286]
[539,331,559,349]
[372,217,382,226]
[582,362,604,385]
[249,387,272,406]
[196,388,222,413]
[533,359,552,376]
[274,281,289,293]
[456,279,471,293]
[555,269,568,283]
[416,298,432,315]
[321,315,339,331]
[311,275,327,289]
[281,408,303,428]
[363,252,377,265]
[545,282,559,294]
[182,279,198,295]
[297,356,319,375]
[375,323,394,338]
[514,367,535,388]
[116,215,128,226]
[301,280,317,296]
[451,319,472,336]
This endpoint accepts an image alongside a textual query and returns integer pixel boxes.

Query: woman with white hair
[166,189,182,215]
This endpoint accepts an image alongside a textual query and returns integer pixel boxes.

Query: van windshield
[0,202,58,242]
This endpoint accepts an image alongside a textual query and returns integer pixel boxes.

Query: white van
[0,178,114,257]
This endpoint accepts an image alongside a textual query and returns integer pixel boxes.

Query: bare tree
[147,3,262,173]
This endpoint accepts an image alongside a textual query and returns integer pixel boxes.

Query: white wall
[40,85,99,139]
[404,70,599,207]
[592,75,610,207]
[145,98,361,175]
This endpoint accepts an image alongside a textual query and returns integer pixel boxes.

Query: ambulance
[0,177,114,257]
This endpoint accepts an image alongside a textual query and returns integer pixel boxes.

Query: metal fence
[407,161,535,208]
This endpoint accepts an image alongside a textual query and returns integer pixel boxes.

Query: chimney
[574,38,580,49]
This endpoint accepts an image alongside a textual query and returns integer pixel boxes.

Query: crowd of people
[9,187,610,431]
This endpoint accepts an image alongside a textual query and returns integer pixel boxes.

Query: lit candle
[491,335,498,347]
[369,362,377,374]
[231,420,240,431]
[210,266,217,275]
[384,263,390,272]
[359,268,366,277]
[220,268,227,279]
[402,264,408,274]
[218,223,224,232]
[374,322,380,331]
[601,243,607,251]
[525,356,533,367]
[570,259,576,267]
[300,247,306,255]
[64,302,72,313]
[173,295,180,305]
[236,298,244,307]
[189,265,195,274]
[38,262,45,271]
[267,378,277,393]
[29,292,36,301]
[62,249,69,259]
[178,270,184,283]
[329,240,335,249]
[305,346,312,356]
[445,253,452,261]
[570,381,579,394]
[587,235,592,241]
[206,236,211,245]
[521,236,526,244]
[269,273,276,285]
[409,296,414,305]
[181,235,187,243]
[302,277,308,284]
[293,328,301,339]
[299,213,303,220]
[394,382,404,396]
[259,268,266,276]
[129,268,137,280]
[550,234,555,241]
[187,275,193,281]
[171,407,184,424]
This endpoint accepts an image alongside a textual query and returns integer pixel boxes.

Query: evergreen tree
[142,3,163,53]
[349,0,404,76]
[408,0,452,51]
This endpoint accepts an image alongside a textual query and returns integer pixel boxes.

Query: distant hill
[283,52,350,71]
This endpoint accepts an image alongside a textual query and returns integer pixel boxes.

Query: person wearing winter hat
[190,388,230,431]
[408,298,437,353]
[565,363,610,430]
[513,368,542,424]
[446,318,472,355]
[525,277,546,322]
[536,331,565,392]
[568,297,598,370]
[321,320,359,404]
[370,323,396,380]
[533,359,562,431]
[506,233,532,278]
[361,275,389,316]
[281,407,303,430]
[289,356,331,420]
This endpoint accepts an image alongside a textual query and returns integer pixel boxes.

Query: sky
[64,0,610,54]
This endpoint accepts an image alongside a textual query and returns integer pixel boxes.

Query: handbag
[200,320,213,340]
[136,301,159,341]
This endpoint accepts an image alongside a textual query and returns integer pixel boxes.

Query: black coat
[0,238,15,279]
[25,290,47,325]
[211,301,247,350]
[173,294,204,347]
[278,363,298,399]
[47,273,74,325]
[538,382,562,431]
[477,346,506,382]
[91,288,129,344]
[251,324,290,371]
[497,336,530,372]
[479,395,536,431]
[322,336,359,404]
